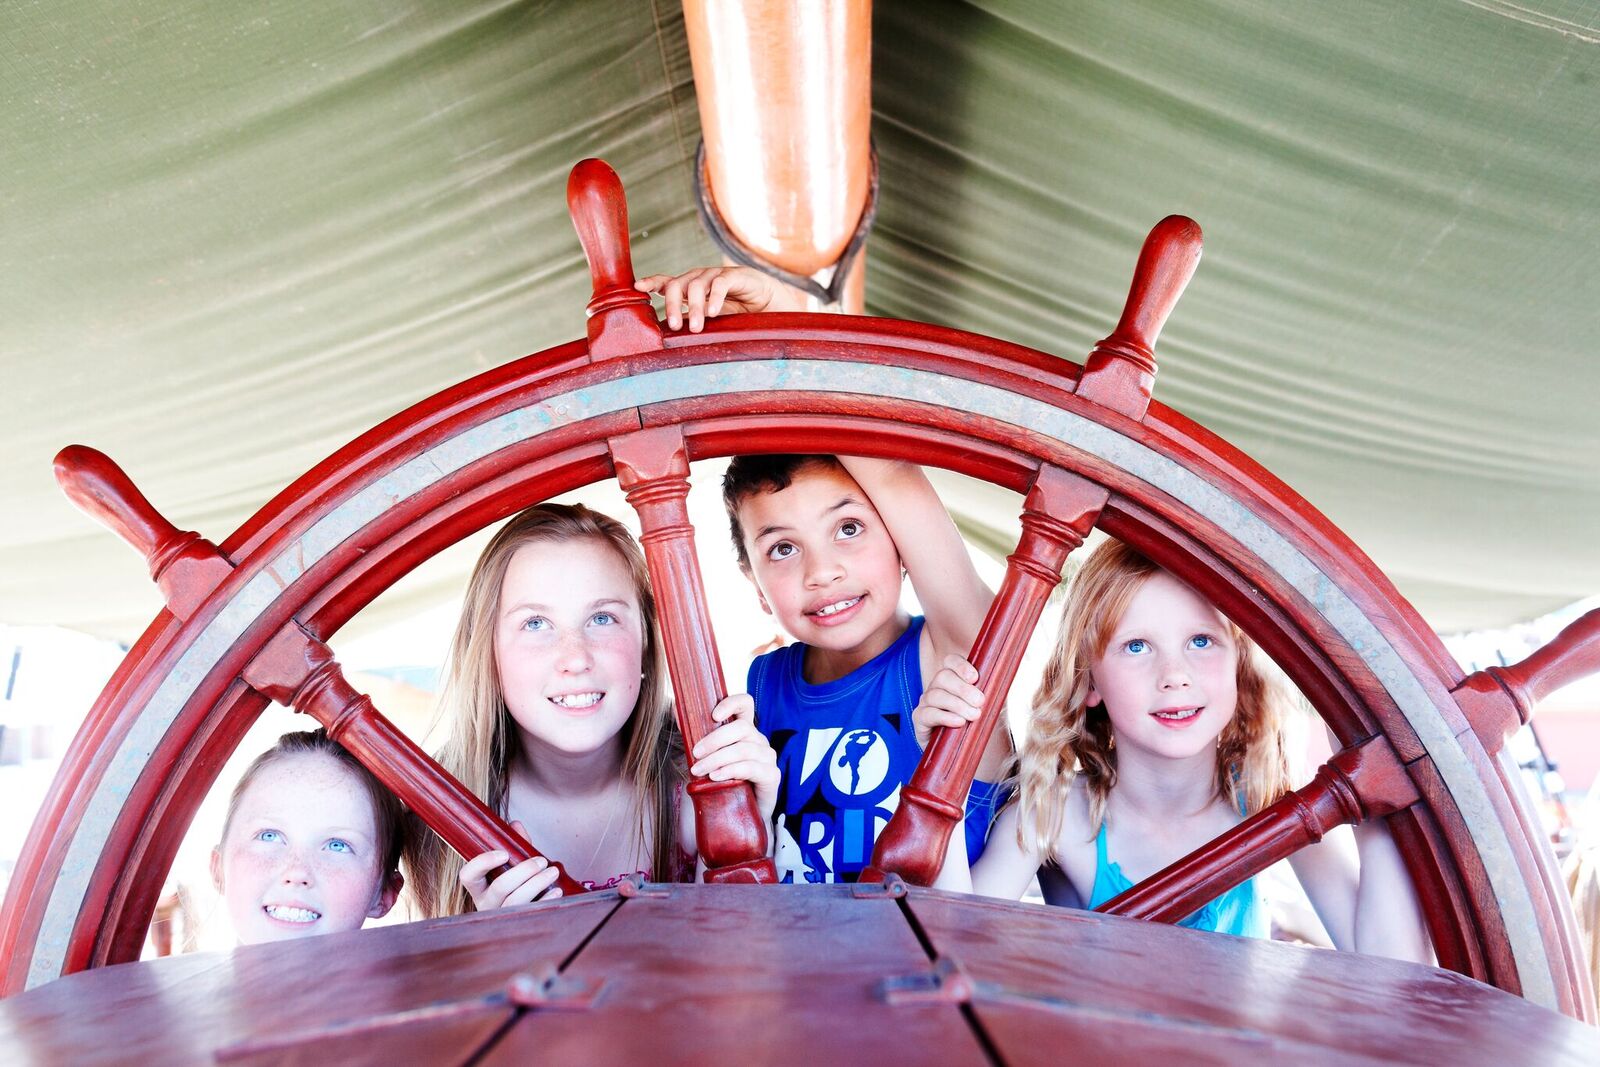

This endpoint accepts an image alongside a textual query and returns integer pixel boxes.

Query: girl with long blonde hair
[921,538,1429,957]
[406,503,777,918]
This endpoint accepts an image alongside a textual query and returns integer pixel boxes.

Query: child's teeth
[551,692,602,708]
[815,597,861,617]
[264,905,320,923]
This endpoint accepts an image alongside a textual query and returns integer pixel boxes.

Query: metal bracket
[506,963,605,1012]
[617,874,672,899]
[880,957,974,1006]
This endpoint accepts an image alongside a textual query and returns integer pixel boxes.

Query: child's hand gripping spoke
[912,655,985,750]
[634,266,805,333]
[458,820,564,911]
[690,693,780,822]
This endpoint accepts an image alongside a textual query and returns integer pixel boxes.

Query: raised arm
[834,457,994,675]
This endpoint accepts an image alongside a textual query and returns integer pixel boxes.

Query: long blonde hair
[1017,539,1292,858]
[405,503,682,917]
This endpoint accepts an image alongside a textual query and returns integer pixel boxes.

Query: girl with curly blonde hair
[921,538,1428,957]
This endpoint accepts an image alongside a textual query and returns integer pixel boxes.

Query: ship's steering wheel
[2,161,1594,1023]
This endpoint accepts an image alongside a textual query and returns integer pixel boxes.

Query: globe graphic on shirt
[828,729,890,796]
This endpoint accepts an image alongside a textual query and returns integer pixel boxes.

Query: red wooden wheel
[0,161,1592,1030]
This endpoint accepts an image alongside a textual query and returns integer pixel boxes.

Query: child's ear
[1085,681,1102,709]
[369,870,404,920]
[209,847,224,894]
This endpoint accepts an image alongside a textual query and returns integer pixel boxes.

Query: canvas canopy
[5,1,1598,641]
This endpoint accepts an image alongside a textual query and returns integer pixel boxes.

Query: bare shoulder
[1050,785,1097,901]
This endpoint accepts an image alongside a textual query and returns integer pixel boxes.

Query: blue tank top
[749,616,1005,883]
[1085,817,1270,939]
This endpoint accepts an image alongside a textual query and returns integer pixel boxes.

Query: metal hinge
[851,873,909,899]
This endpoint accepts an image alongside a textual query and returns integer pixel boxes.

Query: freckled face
[211,754,390,945]
[494,538,645,759]
[1087,571,1239,762]
[737,463,906,664]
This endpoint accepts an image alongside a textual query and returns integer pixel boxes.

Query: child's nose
[1157,654,1192,688]
[804,547,845,586]
[279,854,314,885]
[555,630,594,670]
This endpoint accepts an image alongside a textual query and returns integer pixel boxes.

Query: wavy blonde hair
[1017,539,1292,858]
[404,503,682,918]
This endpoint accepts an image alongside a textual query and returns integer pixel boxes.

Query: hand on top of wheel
[634,265,806,332]
[912,654,985,749]
[690,693,780,824]
[458,820,564,911]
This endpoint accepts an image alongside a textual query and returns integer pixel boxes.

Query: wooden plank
[4,886,1597,1064]
[480,884,988,1065]
[906,890,1600,1066]
[0,894,618,1066]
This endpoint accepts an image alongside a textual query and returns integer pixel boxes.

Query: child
[405,503,777,916]
[637,266,1013,884]
[211,729,405,945]
[920,538,1431,960]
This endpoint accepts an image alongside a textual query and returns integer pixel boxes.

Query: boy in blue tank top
[637,264,1014,884]
[722,452,1012,883]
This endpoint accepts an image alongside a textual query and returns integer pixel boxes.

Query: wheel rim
[1,321,1570,1012]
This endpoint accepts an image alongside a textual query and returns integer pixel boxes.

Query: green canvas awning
[5,1,1598,639]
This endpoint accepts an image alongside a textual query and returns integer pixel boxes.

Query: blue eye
[592,611,617,626]
[520,616,548,632]
[1124,639,1148,655]
[767,541,796,562]
[254,829,283,844]
[325,838,354,855]
[1190,634,1214,650]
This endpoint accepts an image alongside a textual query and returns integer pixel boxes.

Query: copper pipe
[683,0,872,302]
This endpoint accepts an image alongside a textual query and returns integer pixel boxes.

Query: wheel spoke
[610,425,777,883]
[1074,215,1203,419]
[865,465,1108,885]
[52,445,234,619]
[1097,736,1418,924]
[242,625,584,896]
[54,444,585,896]
[1454,607,1600,754]
[567,158,662,359]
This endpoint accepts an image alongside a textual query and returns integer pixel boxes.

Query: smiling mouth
[809,596,863,618]
[1151,707,1202,722]
[549,691,603,709]
[264,904,320,924]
